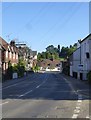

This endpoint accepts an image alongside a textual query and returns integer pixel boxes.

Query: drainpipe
[78,40,81,64]
[78,40,81,79]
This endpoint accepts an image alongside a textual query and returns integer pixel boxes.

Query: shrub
[87,71,91,84]
[32,65,40,72]
[12,64,18,72]
[17,65,25,77]
[6,61,13,79]
[17,59,25,77]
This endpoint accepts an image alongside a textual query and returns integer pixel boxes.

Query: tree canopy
[37,44,77,61]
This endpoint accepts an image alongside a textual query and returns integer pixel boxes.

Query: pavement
[1,72,91,119]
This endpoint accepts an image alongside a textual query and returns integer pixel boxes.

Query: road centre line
[2,74,38,90]
[18,74,48,98]
[18,90,33,97]
[36,86,40,88]
[2,82,25,90]
[2,74,47,105]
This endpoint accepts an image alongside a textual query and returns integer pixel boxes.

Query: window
[16,54,18,59]
[48,64,50,66]
[6,51,8,58]
[13,53,15,59]
[86,52,90,58]
[9,52,12,59]
[56,64,59,67]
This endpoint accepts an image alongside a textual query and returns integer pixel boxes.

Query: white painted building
[70,34,91,80]
[79,34,91,80]
[70,47,80,79]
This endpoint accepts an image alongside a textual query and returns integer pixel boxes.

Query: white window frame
[6,51,8,58]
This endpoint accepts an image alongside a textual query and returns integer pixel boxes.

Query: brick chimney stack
[10,40,15,46]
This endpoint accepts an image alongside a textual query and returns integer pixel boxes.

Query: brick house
[37,59,62,71]
[0,37,18,77]
[16,43,37,70]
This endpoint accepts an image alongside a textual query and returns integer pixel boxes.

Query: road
[1,72,91,119]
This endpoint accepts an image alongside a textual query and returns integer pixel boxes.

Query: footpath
[61,73,91,99]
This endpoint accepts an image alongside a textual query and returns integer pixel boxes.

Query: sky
[1,2,89,52]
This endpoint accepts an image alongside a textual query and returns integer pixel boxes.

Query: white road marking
[36,86,40,88]
[2,81,26,90]
[72,114,78,118]
[0,101,9,105]
[86,116,89,118]
[74,109,80,114]
[78,95,82,100]
[76,102,81,106]
[18,90,33,98]
[63,77,77,94]
[75,106,80,109]
[63,78,83,119]
[18,74,48,98]
[2,74,38,90]
[77,100,82,103]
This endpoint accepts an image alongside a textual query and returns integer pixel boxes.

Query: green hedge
[87,71,91,84]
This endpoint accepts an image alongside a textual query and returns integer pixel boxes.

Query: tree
[37,53,42,60]
[17,58,26,77]
[46,45,54,52]
[58,45,60,52]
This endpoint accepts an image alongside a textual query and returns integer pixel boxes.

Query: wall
[80,35,91,80]
[72,48,80,73]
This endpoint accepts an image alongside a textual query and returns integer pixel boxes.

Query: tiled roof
[32,51,37,56]
[38,59,61,68]
[0,37,9,50]
[80,33,91,43]
[0,37,18,53]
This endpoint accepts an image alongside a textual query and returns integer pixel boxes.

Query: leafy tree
[37,43,77,61]
[17,58,26,77]
[46,45,54,52]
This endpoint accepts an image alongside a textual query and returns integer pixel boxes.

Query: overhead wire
[16,2,51,36]
[39,2,84,42]
[49,2,84,41]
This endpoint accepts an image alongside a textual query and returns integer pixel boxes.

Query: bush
[87,71,91,84]
[17,59,26,77]
[6,61,13,79]
[32,65,40,72]
[17,65,25,77]
[12,64,18,72]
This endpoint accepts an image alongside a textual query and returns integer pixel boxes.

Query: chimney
[77,39,81,48]
[10,40,15,46]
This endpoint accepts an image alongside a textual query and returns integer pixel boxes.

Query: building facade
[16,43,37,71]
[79,34,91,80]
[69,47,80,79]
[70,34,91,80]
[0,37,18,75]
